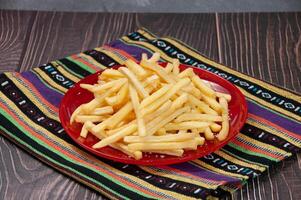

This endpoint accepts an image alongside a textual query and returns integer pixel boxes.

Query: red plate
[59,63,247,165]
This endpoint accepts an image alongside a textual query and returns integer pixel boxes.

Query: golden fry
[216,97,229,141]
[129,84,146,136]
[119,67,149,98]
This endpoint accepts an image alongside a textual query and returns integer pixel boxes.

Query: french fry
[110,143,142,160]
[80,121,95,138]
[155,128,166,136]
[100,69,124,78]
[204,127,215,140]
[146,106,190,136]
[216,92,232,102]
[140,60,176,84]
[128,140,199,151]
[188,95,218,115]
[114,83,129,106]
[174,113,223,123]
[201,94,222,113]
[178,68,194,78]
[91,78,127,93]
[164,63,173,73]
[91,106,114,115]
[70,105,83,124]
[75,115,108,123]
[129,84,146,136]
[141,78,190,115]
[141,53,148,61]
[124,132,197,143]
[119,67,149,98]
[80,84,96,92]
[216,97,229,141]
[210,123,222,132]
[140,84,172,108]
[93,124,137,149]
[164,121,210,131]
[148,52,161,62]
[92,102,133,133]
[192,75,216,98]
[124,59,147,78]
[172,59,180,75]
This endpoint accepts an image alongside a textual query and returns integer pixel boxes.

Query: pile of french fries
[70,53,231,160]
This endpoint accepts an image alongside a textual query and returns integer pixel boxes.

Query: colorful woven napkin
[0,28,300,199]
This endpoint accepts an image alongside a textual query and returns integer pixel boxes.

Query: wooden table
[0,10,300,200]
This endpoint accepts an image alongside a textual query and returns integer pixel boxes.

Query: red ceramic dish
[59,63,248,165]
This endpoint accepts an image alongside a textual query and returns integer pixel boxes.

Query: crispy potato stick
[210,123,222,132]
[129,84,146,136]
[164,121,210,131]
[188,95,218,115]
[91,106,114,115]
[148,149,184,157]
[164,63,173,73]
[204,127,215,140]
[147,106,190,136]
[192,76,216,98]
[81,89,113,113]
[119,67,149,98]
[118,143,142,160]
[170,93,188,110]
[201,94,222,113]
[155,128,166,136]
[124,132,197,143]
[216,92,232,102]
[140,60,176,84]
[92,124,137,149]
[124,59,147,78]
[106,102,134,129]
[70,105,83,124]
[75,115,108,123]
[144,100,172,121]
[80,84,96,92]
[172,59,180,75]
[110,143,142,160]
[140,84,172,108]
[141,53,148,61]
[216,97,229,141]
[142,75,159,87]
[106,122,135,135]
[92,102,133,133]
[100,69,124,78]
[141,78,190,115]
[105,96,117,105]
[128,140,198,151]
[148,52,161,62]
[92,78,127,93]
[174,113,223,123]
[80,121,95,138]
[195,136,205,146]
[114,83,129,106]
[178,68,194,78]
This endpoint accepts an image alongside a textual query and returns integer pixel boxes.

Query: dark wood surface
[0,10,300,200]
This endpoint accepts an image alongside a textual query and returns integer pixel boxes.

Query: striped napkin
[0,28,300,199]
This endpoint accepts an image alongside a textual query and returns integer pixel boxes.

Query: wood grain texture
[0,135,106,200]
[0,10,300,200]
[19,12,218,71]
[216,12,301,200]
[216,13,301,93]
[0,10,34,73]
